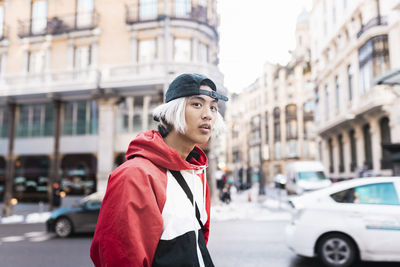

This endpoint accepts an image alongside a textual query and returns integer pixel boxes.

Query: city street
[1,218,399,267]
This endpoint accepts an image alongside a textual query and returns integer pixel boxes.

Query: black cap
[165,73,228,103]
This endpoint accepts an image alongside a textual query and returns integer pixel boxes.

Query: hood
[298,179,332,191]
[125,130,208,171]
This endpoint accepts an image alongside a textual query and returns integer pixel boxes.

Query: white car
[286,177,400,267]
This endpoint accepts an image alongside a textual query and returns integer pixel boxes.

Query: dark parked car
[46,192,104,237]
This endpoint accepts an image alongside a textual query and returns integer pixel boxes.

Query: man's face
[183,85,218,145]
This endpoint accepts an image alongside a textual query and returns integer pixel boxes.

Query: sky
[217,0,312,93]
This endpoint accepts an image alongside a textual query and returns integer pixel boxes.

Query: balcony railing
[2,69,100,97]
[18,12,99,38]
[357,16,387,39]
[125,3,209,25]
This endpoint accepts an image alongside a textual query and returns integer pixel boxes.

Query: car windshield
[298,171,327,181]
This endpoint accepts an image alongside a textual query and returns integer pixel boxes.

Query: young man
[90,73,228,267]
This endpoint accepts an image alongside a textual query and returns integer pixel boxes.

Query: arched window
[273,107,280,140]
[273,108,281,159]
[285,104,297,139]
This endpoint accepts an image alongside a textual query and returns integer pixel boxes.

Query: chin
[194,136,211,145]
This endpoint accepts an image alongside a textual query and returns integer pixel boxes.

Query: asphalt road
[0,221,399,267]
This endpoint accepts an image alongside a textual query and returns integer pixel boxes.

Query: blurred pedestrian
[90,73,228,267]
[51,182,61,208]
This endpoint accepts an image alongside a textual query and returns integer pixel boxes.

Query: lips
[199,123,211,130]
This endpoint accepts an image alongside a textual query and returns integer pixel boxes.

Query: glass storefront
[14,155,50,201]
[61,154,97,195]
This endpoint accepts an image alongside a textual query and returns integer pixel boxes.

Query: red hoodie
[90,130,214,267]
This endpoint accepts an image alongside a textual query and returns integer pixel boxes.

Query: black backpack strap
[170,170,204,229]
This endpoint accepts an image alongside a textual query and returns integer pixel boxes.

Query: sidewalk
[211,183,292,222]
[0,196,83,224]
[1,184,292,224]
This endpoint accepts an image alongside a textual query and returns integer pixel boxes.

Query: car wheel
[317,233,357,267]
[55,217,73,238]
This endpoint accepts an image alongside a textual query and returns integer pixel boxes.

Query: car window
[298,171,327,181]
[330,188,356,203]
[86,200,102,209]
[331,182,400,205]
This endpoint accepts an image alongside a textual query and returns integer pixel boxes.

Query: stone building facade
[225,11,317,185]
[0,0,224,200]
[310,0,400,179]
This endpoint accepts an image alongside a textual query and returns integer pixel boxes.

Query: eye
[210,105,218,112]
[191,102,202,108]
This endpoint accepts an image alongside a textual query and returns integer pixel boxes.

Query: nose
[201,106,213,120]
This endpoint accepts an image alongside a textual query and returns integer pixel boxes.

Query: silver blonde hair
[152,97,225,138]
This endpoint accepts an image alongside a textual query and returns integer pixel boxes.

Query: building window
[274,142,281,160]
[286,140,299,158]
[138,39,156,63]
[139,0,158,20]
[250,115,261,144]
[347,64,353,101]
[314,87,320,122]
[335,76,340,111]
[63,100,98,136]
[249,146,260,165]
[28,50,45,74]
[174,0,191,18]
[76,0,94,28]
[304,101,314,115]
[133,96,143,132]
[198,42,208,63]
[265,112,269,143]
[325,85,329,119]
[359,35,390,94]
[304,120,314,139]
[0,4,4,39]
[117,99,129,133]
[273,107,280,141]
[74,45,92,70]
[31,0,47,34]
[0,107,8,138]
[17,104,53,137]
[174,38,191,62]
[286,104,297,139]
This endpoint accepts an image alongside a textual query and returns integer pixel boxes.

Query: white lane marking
[24,231,46,238]
[0,231,55,244]
[1,236,25,242]
[29,233,54,242]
